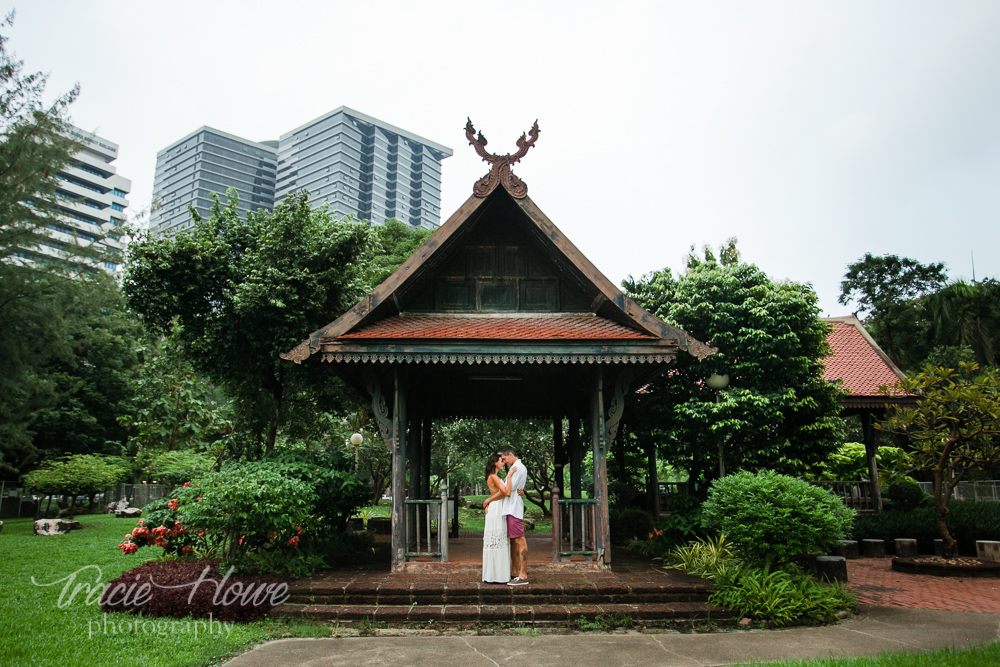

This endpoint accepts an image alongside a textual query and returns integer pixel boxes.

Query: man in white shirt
[498,446,528,585]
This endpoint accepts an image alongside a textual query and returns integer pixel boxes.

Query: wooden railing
[551,488,597,561]
[404,483,449,561]
[810,480,877,513]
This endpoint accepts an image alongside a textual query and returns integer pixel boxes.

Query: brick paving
[848,557,1000,612]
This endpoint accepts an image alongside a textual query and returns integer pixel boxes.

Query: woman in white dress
[482,454,512,583]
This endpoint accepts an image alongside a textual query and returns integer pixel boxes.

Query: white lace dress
[482,499,510,583]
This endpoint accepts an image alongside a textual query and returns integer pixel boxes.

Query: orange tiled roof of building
[338,314,654,341]
[822,317,907,396]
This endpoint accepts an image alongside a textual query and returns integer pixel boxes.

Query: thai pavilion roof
[822,316,915,408]
[282,120,712,367]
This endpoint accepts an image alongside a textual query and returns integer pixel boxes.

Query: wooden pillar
[569,414,582,500]
[591,367,610,565]
[553,416,566,498]
[390,367,408,571]
[421,417,432,500]
[645,439,661,520]
[406,413,420,550]
[861,411,883,511]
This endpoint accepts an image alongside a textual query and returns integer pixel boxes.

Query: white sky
[7,1,1000,315]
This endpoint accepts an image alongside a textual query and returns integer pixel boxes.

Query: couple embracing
[481,447,529,586]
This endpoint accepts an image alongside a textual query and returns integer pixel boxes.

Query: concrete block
[894,539,919,557]
[934,539,945,557]
[862,539,886,558]
[816,556,848,583]
[977,541,1000,562]
[834,540,859,559]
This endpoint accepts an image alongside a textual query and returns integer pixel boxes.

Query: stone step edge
[287,593,710,605]
[286,584,713,596]
[270,602,733,623]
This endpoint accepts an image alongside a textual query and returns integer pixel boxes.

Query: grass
[741,642,1000,666]
[0,514,326,667]
[351,496,552,534]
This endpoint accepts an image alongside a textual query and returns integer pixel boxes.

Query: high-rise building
[150,107,451,236]
[275,107,451,229]
[45,125,130,272]
[149,128,277,236]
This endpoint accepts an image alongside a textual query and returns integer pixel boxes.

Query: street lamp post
[350,432,363,470]
[706,373,730,478]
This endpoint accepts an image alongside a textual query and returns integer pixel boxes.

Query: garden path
[848,558,1000,612]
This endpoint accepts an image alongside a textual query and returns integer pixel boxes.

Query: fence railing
[0,482,170,518]
[404,483,449,562]
[917,480,1000,502]
[810,480,877,513]
[551,489,597,561]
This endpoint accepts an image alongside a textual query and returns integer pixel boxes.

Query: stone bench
[862,539,886,558]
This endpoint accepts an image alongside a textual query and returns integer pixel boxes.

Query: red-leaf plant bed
[99,561,290,622]
[892,556,1000,578]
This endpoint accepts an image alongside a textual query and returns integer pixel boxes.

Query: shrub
[99,561,287,622]
[316,529,377,566]
[852,500,1000,556]
[626,495,709,557]
[662,535,741,580]
[238,450,369,531]
[609,508,654,545]
[881,478,929,512]
[143,450,217,487]
[702,470,854,569]
[709,565,856,627]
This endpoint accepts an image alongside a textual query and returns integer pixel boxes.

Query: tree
[1,271,139,476]
[838,254,948,370]
[444,418,558,516]
[877,363,1000,557]
[118,327,232,469]
[364,220,433,289]
[23,454,128,514]
[625,243,844,489]
[925,279,1000,368]
[123,190,372,456]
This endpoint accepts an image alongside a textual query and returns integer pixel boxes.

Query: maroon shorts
[506,515,525,540]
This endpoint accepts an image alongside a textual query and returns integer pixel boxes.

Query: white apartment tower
[150,107,451,236]
[48,126,130,272]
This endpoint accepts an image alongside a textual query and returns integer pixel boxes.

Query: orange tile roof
[822,319,907,396]
[339,315,654,341]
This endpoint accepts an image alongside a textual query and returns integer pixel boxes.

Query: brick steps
[271,601,732,624]
[286,585,711,606]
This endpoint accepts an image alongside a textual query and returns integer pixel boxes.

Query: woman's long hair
[484,454,501,483]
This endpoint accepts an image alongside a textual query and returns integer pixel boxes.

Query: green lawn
[743,642,1000,666]
[0,514,325,667]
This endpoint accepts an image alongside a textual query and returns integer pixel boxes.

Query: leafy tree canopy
[624,240,844,486]
[878,363,1000,556]
[838,253,948,370]
[123,190,374,456]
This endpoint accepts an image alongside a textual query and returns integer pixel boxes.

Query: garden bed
[891,556,1000,578]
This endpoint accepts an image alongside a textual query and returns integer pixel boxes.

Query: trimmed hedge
[852,500,1000,556]
[99,561,287,622]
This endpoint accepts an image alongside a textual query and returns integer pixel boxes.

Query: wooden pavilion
[821,316,917,510]
[283,120,712,570]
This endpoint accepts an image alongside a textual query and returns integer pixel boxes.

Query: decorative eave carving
[465,118,539,199]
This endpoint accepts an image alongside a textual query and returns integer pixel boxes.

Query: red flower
[181,546,192,554]
[288,535,300,548]
[267,532,277,541]
[197,530,206,537]
[183,481,190,488]
[167,498,179,510]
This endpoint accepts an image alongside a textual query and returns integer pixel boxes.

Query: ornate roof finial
[465,118,539,199]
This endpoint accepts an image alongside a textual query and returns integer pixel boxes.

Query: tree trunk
[933,439,958,557]
[264,370,284,455]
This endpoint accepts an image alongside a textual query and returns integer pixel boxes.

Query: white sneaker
[507,577,529,586]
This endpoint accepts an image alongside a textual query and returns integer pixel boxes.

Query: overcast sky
[7,1,1000,315]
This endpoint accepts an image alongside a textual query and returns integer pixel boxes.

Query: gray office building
[150,107,451,236]
[149,128,277,236]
